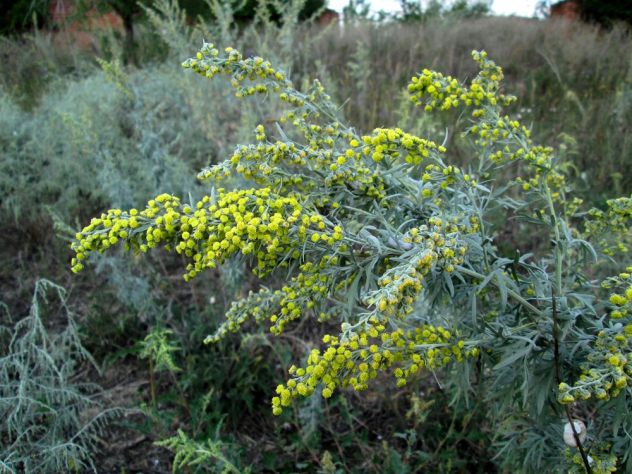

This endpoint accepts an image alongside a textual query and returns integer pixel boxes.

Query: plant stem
[194,445,242,474]
[544,181,564,295]
[552,288,592,474]
[325,400,351,473]
[149,349,157,410]
[169,368,192,419]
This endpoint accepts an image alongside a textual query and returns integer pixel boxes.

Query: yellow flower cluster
[279,80,348,143]
[420,163,480,193]
[271,326,479,415]
[198,125,311,189]
[557,270,632,402]
[270,256,344,336]
[188,45,498,213]
[468,119,526,154]
[186,45,355,193]
[461,96,573,200]
[205,288,283,343]
[184,44,291,99]
[365,249,435,321]
[584,196,632,255]
[408,50,515,113]
[563,197,584,217]
[558,327,632,404]
[279,78,332,117]
[427,215,480,235]
[208,253,348,341]
[268,223,475,415]
[363,225,469,322]
[71,203,149,273]
[609,291,632,319]
[565,445,617,474]
[186,44,352,164]
[198,123,388,202]
[72,188,342,280]
[407,49,575,204]
[601,268,632,319]
[358,127,445,166]
[468,123,557,178]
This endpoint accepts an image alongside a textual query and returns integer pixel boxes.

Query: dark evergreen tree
[0,0,49,35]
[579,0,632,27]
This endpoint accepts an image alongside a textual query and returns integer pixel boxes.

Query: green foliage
[0,58,205,226]
[342,0,371,22]
[0,0,49,35]
[215,0,327,24]
[397,0,491,23]
[148,0,328,27]
[156,428,245,474]
[579,0,632,28]
[0,280,120,473]
[139,326,181,373]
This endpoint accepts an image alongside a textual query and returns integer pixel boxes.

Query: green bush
[0,59,212,226]
[579,0,632,27]
[70,39,632,472]
[0,0,48,35]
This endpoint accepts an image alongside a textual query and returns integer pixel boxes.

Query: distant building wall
[550,0,581,21]
[50,0,123,49]
[50,0,75,24]
[316,8,340,27]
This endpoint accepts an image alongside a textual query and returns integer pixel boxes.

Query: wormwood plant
[71,44,632,472]
[0,280,120,473]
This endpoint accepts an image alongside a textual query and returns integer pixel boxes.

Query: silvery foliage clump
[0,280,122,473]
